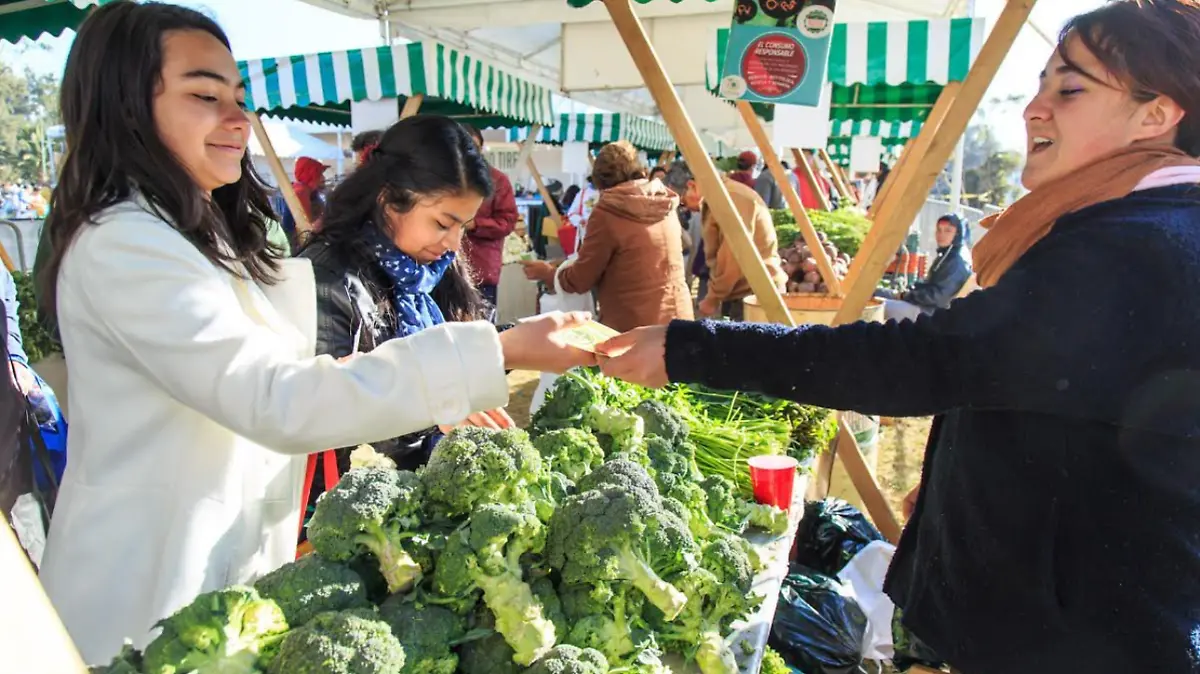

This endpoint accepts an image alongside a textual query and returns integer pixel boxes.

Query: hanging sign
[718,0,836,107]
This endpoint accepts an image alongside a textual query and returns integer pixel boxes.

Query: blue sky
[3,0,1106,150]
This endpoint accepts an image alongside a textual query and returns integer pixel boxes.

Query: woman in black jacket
[599,3,1200,673]
[299,116,514,475]
[878,213,973,320]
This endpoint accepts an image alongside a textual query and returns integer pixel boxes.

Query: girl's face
[153,30,249,193]
[935,219,958,248]
[1022,33,1184,191]
[385,192,484,264]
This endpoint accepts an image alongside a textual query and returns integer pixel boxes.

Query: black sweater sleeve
[665,223,1168,423]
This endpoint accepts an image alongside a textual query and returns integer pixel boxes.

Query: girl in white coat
[34,2,594,664]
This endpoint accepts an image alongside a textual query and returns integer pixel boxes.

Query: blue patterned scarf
[369,228,455,339]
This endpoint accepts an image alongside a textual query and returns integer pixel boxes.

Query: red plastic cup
[747,455,799,512]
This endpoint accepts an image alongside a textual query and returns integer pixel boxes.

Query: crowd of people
[0,184,51,220]
[2,1,1199,673]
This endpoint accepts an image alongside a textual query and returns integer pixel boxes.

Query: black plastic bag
[768,565,868,674]
[793,499,884,576]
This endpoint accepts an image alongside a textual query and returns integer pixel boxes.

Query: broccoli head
[421,427,544,519]
[665,481,717,540]
[433,502,556,665]
[143,586,289,674]
[458,632,521,674]
[546,486,694,621]
[586,405,645,457]
[701,533,754,593]
[531,470,576,524]
[532,429,606,482]
[557,583,645,665]
[634,400,689,447]
[523,645,609,674]
[253,554,371,628]
[531,371,601,436]
[576,459,661,507]
[645,568,763,674]
[760,647,791,674]
[268,608,404,674]
[700,474,746,534]
[742,502,790,535]
[307,467,425,594]
[379,597,466,674]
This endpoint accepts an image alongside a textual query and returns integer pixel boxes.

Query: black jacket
[664,186,1200,673]
[903,241,972,312]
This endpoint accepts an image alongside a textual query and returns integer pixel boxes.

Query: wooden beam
[527,156,563,231]
[819,148,854,205]
[791,148,832,212]
[0,241,15,273]
[248,111,311,236]
[1,524,90,673]
[737,102,842,297]
[602,0,793,326]
[848,82,959,291]
[834,0,1036,327]
[836,423,902,543]
[400,93,424,119]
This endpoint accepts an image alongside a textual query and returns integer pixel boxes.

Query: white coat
[38,197,509,664]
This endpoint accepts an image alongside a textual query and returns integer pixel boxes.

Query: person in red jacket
[728,150,758,189]
[464,125,519,312]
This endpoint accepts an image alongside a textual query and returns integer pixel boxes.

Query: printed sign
[719,0,836,107]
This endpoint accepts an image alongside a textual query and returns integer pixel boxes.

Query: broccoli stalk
[434,503,557,665]
[647,569,760,674]
[307,467,426,595]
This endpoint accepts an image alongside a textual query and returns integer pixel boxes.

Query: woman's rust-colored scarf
[973,145,1200,287]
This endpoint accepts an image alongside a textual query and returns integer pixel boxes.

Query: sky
[3,0,1108,150]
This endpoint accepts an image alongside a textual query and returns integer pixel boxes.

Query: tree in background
[0,58,61,185]
[932,94,1025,209]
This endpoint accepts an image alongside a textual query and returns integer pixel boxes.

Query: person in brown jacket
[663,160,786,321]
[521,141,693,332]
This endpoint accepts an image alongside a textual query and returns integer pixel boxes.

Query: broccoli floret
[701,534,754,593]
[524,644,609,674]
[433,503,556,665]
[531,371,601,436]
[760,647,792,674]
[268,608,404,674]
[558,583,645,665]
[700,475,746,534]
[307,467,425,594]
[421,427,545,520]
[645,568,762,674]
[742,502,789,535]
[576,459,661,507]
[546,485,696,621]
[379,597,465,674]
[253,554,371,628]
[644,437,700,496]
[143,586,289,674]
[634,400,689,447]
[89,641,143,674]
[665,482,717,540]
[459,631,521,674]
[533,429,606,482]
[531,470,576,523]
[587,405,645,457]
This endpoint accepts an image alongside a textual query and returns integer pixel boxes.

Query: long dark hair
[306,115,493,323]
[1061,0,1200,156]
[39,1,280,317]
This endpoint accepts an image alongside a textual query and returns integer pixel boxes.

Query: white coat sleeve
[64,213,509,454]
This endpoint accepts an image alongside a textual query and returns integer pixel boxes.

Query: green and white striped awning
[239,41,556,128]
[829,119,923,139]
[1,0,102,44]
[708,18,985,125]
[507,112,676,152]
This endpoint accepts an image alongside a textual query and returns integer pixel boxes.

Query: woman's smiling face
[1022,33,1184,191]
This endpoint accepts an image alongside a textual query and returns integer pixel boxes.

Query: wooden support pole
[1,524,90,673]
[400,93,424,119]
[247,111,312,236]
[820,148,854,204]
[737,102,842,296]
[791,148,832,212]
[0,241,15,273]
[848,82,960,291]
[835,423,902,542]
[834,0,1036,327]
[527,156,563,231]
[602,0,793,326]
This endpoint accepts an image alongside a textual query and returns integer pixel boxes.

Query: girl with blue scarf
[299,116,514,486]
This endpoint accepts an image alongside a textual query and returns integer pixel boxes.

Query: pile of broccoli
[91,369,805,674]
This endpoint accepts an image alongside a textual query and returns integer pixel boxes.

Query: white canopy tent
[294,0,973,144]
